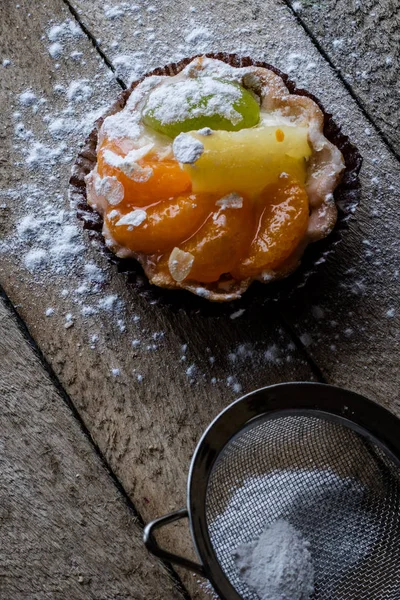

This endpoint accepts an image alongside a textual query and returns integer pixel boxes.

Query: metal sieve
[144,383,400,599]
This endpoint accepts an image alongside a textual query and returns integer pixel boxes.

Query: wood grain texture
[286,0,400,156]
[1,0,399,597]
[0,2,315,598]
[0,295,185,600]
[68,0,400,404]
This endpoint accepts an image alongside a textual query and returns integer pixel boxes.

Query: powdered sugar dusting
[143,77,243,126]
[95,175,124,206]
[103,144,154,181]
[172,133,204,164]
[210,469,377,597]
[116,209,147,228]
[216,193,243,210]
[47,20,82,43]
[234,520,314,600]
[0,16,132,340]
[19,91,37,106]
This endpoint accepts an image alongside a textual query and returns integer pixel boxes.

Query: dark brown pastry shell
[69,53,362,310]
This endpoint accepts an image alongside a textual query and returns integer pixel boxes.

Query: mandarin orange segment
[171,196,255,283]
[97,140,191,207]
[232,179,309,278]
[105,193,215,254]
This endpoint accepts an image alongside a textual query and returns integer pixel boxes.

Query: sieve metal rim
[144,382,400,600]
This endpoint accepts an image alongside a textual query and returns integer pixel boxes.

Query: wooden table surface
[0,0,399,598]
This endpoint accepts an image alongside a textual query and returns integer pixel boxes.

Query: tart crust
[70,53,362,303]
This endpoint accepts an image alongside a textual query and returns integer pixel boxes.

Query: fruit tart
[72,54,361,302]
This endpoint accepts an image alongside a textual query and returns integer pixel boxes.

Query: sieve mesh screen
[206,415,400,599]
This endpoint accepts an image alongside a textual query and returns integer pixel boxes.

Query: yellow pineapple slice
[182,125,312,197]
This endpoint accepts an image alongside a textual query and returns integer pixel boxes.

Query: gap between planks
[282,0,400,164]
[63,0,127,89]
[0,282,192,600]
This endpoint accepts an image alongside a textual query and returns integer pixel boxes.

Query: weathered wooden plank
[282,0,400,403]
[0,2,316,598]
[0,294,185,600]
[68,0,400,404]
[279,160,400,410]
[286,0,400,157]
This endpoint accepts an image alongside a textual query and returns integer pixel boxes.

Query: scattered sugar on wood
[2,5,398,399]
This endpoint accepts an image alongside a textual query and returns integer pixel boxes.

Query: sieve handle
[144,508,205,576]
